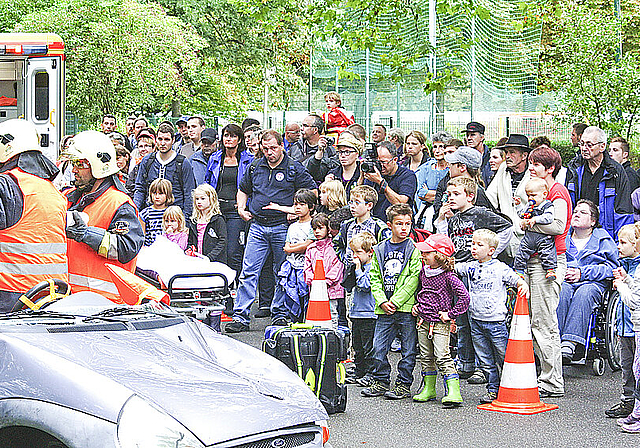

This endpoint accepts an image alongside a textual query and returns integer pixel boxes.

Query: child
[140,178,173,246]
[612,263,640,433]
[163,206,188,250]
[323,91,355,138]
[304,213,344,327]
[274,189,317,324]
[606,224,640,419]
[345,231,377,386]
[412,233,470,407]
[455,229,529,404]
[361,204,421,400]
[187,184,227,262]
[514,178,557,279]
[318,179,347,216]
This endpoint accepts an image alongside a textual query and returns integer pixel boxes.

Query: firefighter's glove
[66,211,89,242]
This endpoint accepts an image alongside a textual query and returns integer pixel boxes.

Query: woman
[557,199,619,364]
[322,130,363,201]
[524,145,572,398]
[416,131,452,210]
[205,123,253,278]
[488,138,507,184]
[400,130,431,172]
[114,143,131,183]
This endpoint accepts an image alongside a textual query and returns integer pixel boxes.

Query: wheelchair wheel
[605,291,622,372]
[592,358,605,376]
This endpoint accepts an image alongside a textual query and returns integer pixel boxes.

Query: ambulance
[0,33,64,162]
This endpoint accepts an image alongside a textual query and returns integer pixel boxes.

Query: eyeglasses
[337,150,357,156]
[378,158,396,166]
[301,123,317,128]
[71,159,91,169]
[579,140,604,149]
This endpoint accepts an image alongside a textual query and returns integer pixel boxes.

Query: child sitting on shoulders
[304,213,344,327]
[323,91,355,138]
[455,229,529,404]
[163,205,189,250]
[412,234,470,408]
[140,178,173,246]
[187,184,227,262]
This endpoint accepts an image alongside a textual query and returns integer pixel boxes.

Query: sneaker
[458,370,474,380]
[606,400,635,418]
[254,308,271,318]
[617,413,640,427]
[271,317,288,327]
[357,376,375,388]
[479,391,498,404]
[225,321,249,334]
[621,420,640,433]
[467,371,487,384]
[384,383,412,400]
[345,374,359,384]
[361,381,389,397]
[538,388,564,398]
[390,338,401,352]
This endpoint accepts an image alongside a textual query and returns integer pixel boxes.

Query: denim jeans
[456,311,476,373]
[233,222,288,325]
[371,312,417,386]
[223,214,246,280]
[557,281,606,346]
[469,317,508,393]
[351,318,376,378]
[258,253,275,309]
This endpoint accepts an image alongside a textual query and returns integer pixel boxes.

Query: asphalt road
[227,309,637,448]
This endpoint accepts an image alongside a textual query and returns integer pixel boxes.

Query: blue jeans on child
[469,317,508,393]
[233,222,288,325]
[371,312,417,387]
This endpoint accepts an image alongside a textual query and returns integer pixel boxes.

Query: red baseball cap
[415,234,455,257]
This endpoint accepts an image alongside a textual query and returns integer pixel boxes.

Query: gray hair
[432,130,453,144]
[388,128,405,145]
[583,126,607,145]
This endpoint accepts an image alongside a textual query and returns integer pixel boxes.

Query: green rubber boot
[413,371,437,402]
[442,373,463,407]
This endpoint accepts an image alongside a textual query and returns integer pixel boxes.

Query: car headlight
[117,395,204,448]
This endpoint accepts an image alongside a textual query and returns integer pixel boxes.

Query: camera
[361,142,380,173]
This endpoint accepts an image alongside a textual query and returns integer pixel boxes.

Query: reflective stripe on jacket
[0,168,68,292]
[66,186,137,302]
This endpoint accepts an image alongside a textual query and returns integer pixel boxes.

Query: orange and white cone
[305,259,332,328]
[478,289,558,415]
[105,264,171,306]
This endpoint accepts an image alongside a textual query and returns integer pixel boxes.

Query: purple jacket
[414,269,470,322]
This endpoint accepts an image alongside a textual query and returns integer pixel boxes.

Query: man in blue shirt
[226,130,317,333]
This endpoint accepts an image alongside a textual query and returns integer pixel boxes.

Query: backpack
[141,154,185,197]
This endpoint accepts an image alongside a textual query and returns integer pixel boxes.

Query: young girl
[140,178,173,246]
[318,180,347,215]
[323,91,355,138]
[304,213,345,328]
[163,206,189,250]
[412,234,470,408]
[187,184,227,263]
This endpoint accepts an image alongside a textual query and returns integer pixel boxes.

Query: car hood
[0,321,326,446]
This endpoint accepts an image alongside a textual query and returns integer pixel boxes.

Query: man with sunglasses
[288,114,338,183]
[0,119,68,312]
[62,131,143,302]
[565,125,633,239]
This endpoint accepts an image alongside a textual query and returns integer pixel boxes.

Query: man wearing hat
[486,134,532,257]
[190,128,218,185]
[313,130,363,201]
[173,115,191,153]
[463,121,492,186]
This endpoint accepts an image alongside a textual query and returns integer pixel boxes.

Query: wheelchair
[569,286,622,376]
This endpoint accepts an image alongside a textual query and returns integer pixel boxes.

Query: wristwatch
[380,180,388,191]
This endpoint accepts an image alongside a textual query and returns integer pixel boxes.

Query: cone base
[477,399,558,415]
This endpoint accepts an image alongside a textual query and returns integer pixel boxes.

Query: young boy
[272,189,316,325]
[323,91,355,138]
[344,231,378,385]
[455,229,529,404]
[435,176,513,383]
[361,204,422,399]
[514,178,557,279]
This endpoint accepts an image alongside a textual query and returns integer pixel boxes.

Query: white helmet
[62,130,119,179]
[0,119,41,163]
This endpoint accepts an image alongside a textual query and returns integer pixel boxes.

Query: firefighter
[61,130,143,302]
[0,119,68,311]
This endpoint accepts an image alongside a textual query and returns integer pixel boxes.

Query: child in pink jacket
[304,213,345,328]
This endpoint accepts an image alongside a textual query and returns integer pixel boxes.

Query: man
[371,124,386,143]
[191,127,217,185]
[173,116,190,152]
[565,125,633,239]
[283,122,301,153]
[609,136,640,192]
[133,117,148,139]
[62,130,144,302]
[571,123,588,149]
[101,114,117,134]
[486,134,531,257]
[180,116,205,158]
[388,127,405,158]
[362,141,417,221]
[125,116,136,139]
[134,123,196,216]
[463,121,492,186]
[289,114,337,183]
[0,119,68,311]
[226,130,317,333]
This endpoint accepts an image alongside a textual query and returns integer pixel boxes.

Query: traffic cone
[478,289,558,415]
[105,264,171,306]
[305,259,332,328]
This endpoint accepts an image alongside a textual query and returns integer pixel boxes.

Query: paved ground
[227,309,637,448]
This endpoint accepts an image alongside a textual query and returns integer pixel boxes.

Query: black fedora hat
[497,134,530,151]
